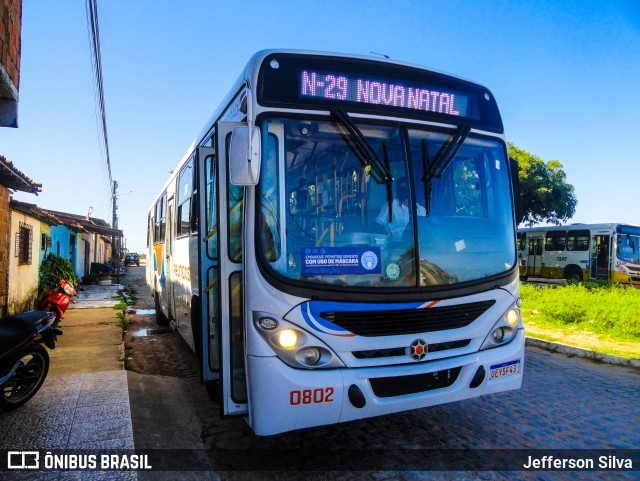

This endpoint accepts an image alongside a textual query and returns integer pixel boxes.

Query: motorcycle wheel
[0,344,50,411]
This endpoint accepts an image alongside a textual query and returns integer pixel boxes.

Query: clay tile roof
[0,156,42,194]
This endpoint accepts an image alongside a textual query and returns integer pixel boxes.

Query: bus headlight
[277,329,298,349]
[254,312,345,369]
[479,304,521,350]
[505,308,520,326]
[299,347,321,366]
[258,317,278,330]
[492,327,505,343]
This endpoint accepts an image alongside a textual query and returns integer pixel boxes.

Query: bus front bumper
[247,328,525,436]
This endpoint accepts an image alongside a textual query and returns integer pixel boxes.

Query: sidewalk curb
[526,337,640,371]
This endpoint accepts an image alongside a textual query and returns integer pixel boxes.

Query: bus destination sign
[299,69,476,119]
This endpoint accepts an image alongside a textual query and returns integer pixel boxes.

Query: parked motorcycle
[37,274,77,326]
[0,310,62,410]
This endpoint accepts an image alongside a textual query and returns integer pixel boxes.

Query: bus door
[526,235,544,277]
[199,122,248,417]
[590,235,611,280]
[165,197,175,322]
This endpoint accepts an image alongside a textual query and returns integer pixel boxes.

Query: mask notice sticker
[302,247,381,276]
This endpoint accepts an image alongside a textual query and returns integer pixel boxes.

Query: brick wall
[0,185,10,317]
[0,0,22,89]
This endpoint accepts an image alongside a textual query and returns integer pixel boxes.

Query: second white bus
[518,223,640,284]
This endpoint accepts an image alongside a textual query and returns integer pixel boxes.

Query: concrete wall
[8,208,42,315]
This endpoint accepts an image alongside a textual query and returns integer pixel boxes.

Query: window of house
[41,233,51,251]
[16,222,33,265]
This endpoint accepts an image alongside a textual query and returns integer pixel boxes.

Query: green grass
[520,282,640,358]
[113,297,133,331]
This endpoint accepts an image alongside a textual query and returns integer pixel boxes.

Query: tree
[508,142,577,226]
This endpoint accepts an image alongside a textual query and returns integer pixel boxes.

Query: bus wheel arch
[191,295,203,363]
[564,265,583,283]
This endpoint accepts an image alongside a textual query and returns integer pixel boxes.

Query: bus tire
[564,266,583,283]
[154,291,170,326]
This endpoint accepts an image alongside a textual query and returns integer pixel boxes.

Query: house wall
[50,224,72,260]
[38,221,51,265]
[0,184,10,316]
[0,0,21,88]
[0,0,22,127]
[8,208,42,315]
[95,234,108,264]
[75,232,92,279]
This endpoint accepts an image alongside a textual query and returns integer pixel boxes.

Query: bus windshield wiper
[331,109,394,220]
[421,125,471,215]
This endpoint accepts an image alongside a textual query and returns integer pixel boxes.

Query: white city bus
[147,50,524,436]
[518,223,640,284]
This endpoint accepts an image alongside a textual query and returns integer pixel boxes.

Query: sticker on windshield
[302,247,381,276]
[384,261,401,281]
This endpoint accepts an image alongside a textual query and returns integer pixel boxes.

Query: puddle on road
[131,328,171,338]
[134,309,156,316]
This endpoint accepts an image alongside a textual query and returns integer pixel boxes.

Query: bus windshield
[259,117,515,288]
[617,234,640,264]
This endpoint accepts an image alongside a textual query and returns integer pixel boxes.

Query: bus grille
[369,367,462,398]
[321,300,495,337]
[352,340,471,359]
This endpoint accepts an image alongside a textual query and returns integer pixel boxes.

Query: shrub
[39,253,78,295]
[520,282,640,340]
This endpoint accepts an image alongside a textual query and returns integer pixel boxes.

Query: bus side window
[545,231,566,251]
[147,213,152,246]
[567,230,589,251]
[260,133,280,262]
[177,157,194,238]
[206,153,218,260]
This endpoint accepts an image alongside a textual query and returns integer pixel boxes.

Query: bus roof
[518,223,640,233]
[151,49,501,209]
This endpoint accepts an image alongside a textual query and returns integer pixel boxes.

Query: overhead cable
[85,0,113,187]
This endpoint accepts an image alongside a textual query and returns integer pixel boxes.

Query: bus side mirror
[229,126,261,186]
[510,158,524,226]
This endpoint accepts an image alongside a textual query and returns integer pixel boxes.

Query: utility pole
[112,180,121,282]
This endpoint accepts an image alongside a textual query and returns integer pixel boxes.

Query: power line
[85,0,112,187]
[85,1,123,267]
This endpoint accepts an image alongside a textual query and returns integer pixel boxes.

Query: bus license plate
[489,360,520,380]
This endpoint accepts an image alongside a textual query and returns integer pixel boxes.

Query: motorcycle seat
[0,311,51,354]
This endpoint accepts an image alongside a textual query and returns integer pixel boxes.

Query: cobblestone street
[122,267,640,480]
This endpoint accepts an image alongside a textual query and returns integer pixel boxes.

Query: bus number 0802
[290,388,334,405]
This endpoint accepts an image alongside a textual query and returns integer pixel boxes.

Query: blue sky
[1,0,639,253]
